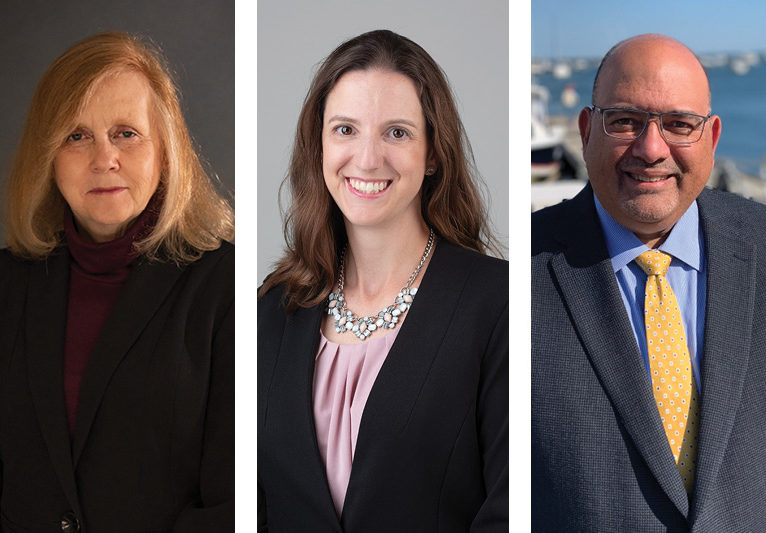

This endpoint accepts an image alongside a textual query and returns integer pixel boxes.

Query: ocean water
[534,62,766,175]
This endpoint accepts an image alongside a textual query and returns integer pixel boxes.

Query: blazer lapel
[267,302,340,525]
[25,250,83,517]
[343,242,474,514]
[71,258,183,466]
[689,197,756,522]
[548,188,690,516]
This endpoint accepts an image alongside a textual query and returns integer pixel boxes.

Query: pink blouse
[312,328,400,516]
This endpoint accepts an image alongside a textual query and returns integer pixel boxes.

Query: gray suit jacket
[532,184,766,532]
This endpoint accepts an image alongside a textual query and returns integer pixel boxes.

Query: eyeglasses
[591,106,712,145]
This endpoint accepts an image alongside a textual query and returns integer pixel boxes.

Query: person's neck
[634,227,671,249]
[343,216,431,305]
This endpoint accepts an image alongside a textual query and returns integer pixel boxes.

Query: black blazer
[0,243,233,532]
[258,241,509,532]
[532,184,766,531]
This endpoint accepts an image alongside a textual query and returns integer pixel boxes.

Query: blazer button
[60,511,80,532]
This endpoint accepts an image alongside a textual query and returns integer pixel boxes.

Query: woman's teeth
[349,179,389,194]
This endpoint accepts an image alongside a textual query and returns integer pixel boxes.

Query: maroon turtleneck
[62,198,158,435]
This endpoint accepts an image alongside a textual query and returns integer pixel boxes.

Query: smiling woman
[321,69,434,232]
[0,32,233,531]
[258,29,508,531]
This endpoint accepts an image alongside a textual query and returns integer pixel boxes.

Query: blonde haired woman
[0,32,233,531]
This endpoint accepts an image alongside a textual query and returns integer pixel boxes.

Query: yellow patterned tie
[635,250,700,493]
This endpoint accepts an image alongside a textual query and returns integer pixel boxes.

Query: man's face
[579,37,721,244]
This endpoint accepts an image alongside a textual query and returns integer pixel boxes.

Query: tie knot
[635,249,671,276]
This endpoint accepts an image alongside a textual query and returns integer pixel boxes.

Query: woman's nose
[356,136,383,171]
[91,139,120,173]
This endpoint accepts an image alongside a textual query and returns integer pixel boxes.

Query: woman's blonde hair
[5,31,233,263]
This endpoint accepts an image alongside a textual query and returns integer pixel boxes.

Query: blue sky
[532,0,766,58]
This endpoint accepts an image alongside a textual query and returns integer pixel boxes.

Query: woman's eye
[389,128,408,139]
[68,132,84,142]
[336,125,353,135]
[118,130,137,139]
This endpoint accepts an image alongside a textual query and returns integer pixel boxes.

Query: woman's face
[322,69,434,231]
[54,70,162,243]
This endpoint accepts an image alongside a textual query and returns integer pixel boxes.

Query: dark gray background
[0,0,234,246]
[257,0,509,282]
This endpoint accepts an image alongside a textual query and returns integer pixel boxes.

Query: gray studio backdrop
[257,0,509,283]
[0,0,234,246]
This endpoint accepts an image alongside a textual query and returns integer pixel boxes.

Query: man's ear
[578,106,593,153]
[709,114,722,153]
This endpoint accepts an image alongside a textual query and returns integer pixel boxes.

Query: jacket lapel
[25,250,83,517]
[689,194,756,522]
[272,302,340,524]
[548,188,690,516]
[71,258,183,466]
[343,242,473,514]
[267,245,476,525]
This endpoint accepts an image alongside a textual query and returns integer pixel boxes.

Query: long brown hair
[260,29,500,311]
[5,31,233,263]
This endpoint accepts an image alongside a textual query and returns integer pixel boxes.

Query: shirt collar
[594,192,703,273]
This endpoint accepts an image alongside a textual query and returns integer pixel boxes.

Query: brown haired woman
[0,32,233,531]
[258,30,508,531]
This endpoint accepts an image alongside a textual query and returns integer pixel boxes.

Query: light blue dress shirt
[594,195,706,393]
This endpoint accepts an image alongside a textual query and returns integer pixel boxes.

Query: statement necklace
[327,228,435,341]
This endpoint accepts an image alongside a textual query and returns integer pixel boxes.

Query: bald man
[532,35,766,531]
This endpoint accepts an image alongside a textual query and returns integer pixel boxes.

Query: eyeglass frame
[590,105,713,145]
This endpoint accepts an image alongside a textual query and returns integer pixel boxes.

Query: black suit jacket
[0,243,234,532]
[532,184,766,531]
[258,241,508,532]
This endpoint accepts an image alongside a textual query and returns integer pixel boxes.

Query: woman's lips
[346,177,391,198]
[89,186,127,195]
